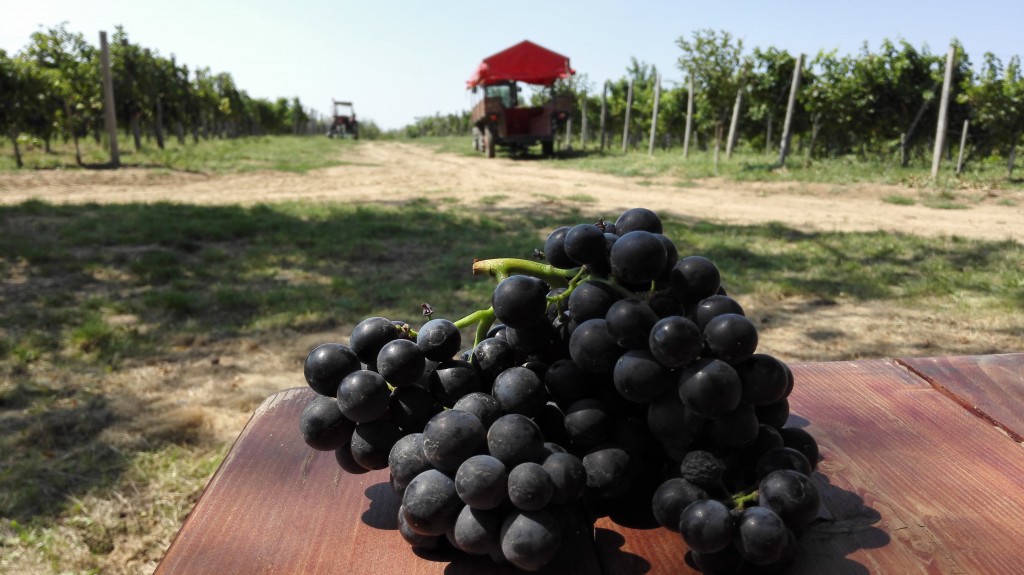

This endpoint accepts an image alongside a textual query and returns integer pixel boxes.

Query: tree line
[0,23,328,167]
[406,30,1024,176]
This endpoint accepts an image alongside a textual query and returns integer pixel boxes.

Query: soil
[2,141,1021,574]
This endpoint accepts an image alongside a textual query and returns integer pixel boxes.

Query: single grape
[670,256,721,303]
[504,321,555,355]
[613,349,675,402]
[651,477,708,532]
[605,298,660,350]
[487,413,546,468]
[452,391,504,429]
[421,409,486,473]
[756,397,791,430]
[564,398,613,448]
[756,446,813,479]
[779,426,821,470]
[758,469,822,529]
[678,358,743,418]
[388,384,441,433]
[455,454,508,510]
[693,295,745,330]
[609,230,667,285]
[401,469,462,536]
[564,223,609,268]
[648,315,703,368]
[453,505,504,555]
[416,318,462,361]
[349,419,404,471]
[376,338,426,387]
[542,452,587,504]
[582,446,631,499]
[544,358,591,409]
[679,498,735,553]
[679,450,726,493]
[507,462,555,510]
[704,313,759,364]
[707,403,760,449]
[388,433,433,496]
[569,318,624,374]
[397,505,441,550]
[500,510,562,572]
[428,359,481,407]
[654,234,679,280]
[614,207,663,235]
[567,280,620,323]
[734,506,789,565]
[735,353,790,405]
[335,369,391,423]
[492,275,549,329]
[303,343,361,397]
[350,316,402,365]
[471,337,516,388]
[491,366,547,417]
[299,394,355,451]
[543,226,575,269]
[647,391,704,453]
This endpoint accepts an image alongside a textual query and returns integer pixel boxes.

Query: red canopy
[467,40,575,88]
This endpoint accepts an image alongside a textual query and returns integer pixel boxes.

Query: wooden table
[155,354,1024,574]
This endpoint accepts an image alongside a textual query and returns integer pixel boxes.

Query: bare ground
[2,141,1022,574]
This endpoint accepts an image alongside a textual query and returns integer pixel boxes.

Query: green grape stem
[472,258,580,287]
[731,489,760,510]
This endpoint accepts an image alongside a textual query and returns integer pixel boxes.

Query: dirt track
[2,141,1022,242]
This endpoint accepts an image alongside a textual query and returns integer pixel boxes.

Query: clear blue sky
[4,1,1022,130]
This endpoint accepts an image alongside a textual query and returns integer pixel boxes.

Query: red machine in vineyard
[467,40,575,158]
[327,100,358,139]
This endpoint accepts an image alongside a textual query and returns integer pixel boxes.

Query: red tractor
[327,100,358,139]
[467,40,575,158]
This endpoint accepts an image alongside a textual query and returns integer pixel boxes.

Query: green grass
[1,199,1021,573]
[882,194,916,206]
[0,134,355,174]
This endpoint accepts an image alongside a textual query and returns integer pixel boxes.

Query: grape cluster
[297,207,822,573]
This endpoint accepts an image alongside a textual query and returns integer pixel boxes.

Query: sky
[3,1,1022,131]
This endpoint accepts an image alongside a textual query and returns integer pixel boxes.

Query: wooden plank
[155,387,602,575]
[593,359,1024,574]
[898,353,1024,442]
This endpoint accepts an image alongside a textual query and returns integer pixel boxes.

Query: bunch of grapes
[297,207,822,573]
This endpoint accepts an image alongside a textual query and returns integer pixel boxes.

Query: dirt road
[2,141,1021,242]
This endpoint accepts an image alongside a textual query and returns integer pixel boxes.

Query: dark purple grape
[582,446,631,499]
[654,234,679,280]
[350,316,402,365]
[542,452,587,504]
[336,369,391,423]
[504,321,555,355]
[757,446,813,480]
[734,506,789,565]
[567,280,621,323]
[564,223,609,268]
[569,318,624,374]
[499,510,562,571]
[651,477,708,531]
[678,358,743,418]
[349,419,404,471]
[704,313,758,364]
[648,315,703,368]
[299,394,355,451]
[402,469,462,536]
[670,256,721,303]
[452,391,503,429]
[303,343,361,397]
[492,275,549,329]
[707,402,760,449]
[455,454,508,510]
[609,230,667,284]
[613,349,675,403]
[543,226,575,268]
[735,354,790,405]
[694,295,745,330]
[507,462,555,510]
[487,413,545,468]
[544,358,591,408]
[679,498,735,553]
[780,427,821,470]
[421,409,486,473]
[376,338,426,387]
[647,391,704,453]
[564,398,613,448]
[471,337,516,387]
[453,505,504,555]
[388,384,441,433]
[388,433,433,496]
[756,397,791,430]
[428,359,481,407]
[492,366,547,417]
[759,469,822,528]
[534,402,572,447]
[417,318,462,361]
[334,441,370,475]
[605,298,660,350]
[614,207,663,235]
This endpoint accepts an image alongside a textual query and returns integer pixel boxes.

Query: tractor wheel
[485,126,496,159]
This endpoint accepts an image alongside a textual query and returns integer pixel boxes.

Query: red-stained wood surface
[898,353,1024,442]
[157,357,1024,575]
